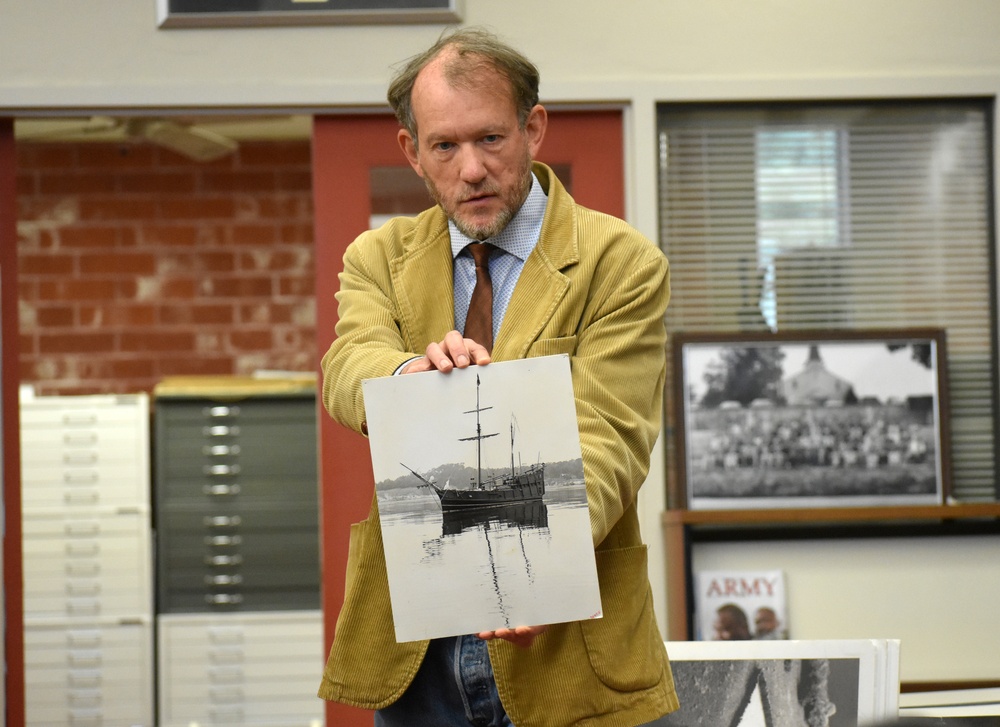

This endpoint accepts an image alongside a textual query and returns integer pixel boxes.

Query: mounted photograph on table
[672,329,950,511]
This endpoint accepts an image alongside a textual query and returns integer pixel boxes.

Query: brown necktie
[462,242,494,353]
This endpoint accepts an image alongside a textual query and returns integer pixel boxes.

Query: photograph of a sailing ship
[362,354,601,643]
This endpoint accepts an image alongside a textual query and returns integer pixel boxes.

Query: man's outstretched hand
[477,625,549,649]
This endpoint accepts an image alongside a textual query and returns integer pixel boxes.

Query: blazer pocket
[527,335,577,358]
[321,517,424,707]
[580,545,665,692]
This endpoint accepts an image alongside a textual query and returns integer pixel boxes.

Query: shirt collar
[449,172,548,261]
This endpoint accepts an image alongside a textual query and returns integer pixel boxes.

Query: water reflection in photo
[380,482,601,642]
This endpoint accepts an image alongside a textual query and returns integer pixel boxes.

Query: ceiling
[14,114,313,161]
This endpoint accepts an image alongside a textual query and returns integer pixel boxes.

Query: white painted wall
[693,536,1000,683]
[3,0,1000,683]
[3,1,1000,108]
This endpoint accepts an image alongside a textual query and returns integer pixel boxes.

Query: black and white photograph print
[660,639,901,727]
[673,329,950,511]
[362,354,601,643]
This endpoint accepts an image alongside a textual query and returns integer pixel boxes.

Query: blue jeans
[374,634,513,727]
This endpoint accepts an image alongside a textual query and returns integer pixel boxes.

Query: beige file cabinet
[156,610,324,727]
[20,393,154,727]
[24,619,154,727]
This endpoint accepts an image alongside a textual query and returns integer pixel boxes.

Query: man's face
[713,610,750,640]
[398,55,547,241]
[755,608,778,635]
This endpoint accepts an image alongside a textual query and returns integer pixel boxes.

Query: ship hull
[430,467,545,511]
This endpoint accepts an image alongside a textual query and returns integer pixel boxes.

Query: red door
[1,118,25,726]
[311,109,624,726]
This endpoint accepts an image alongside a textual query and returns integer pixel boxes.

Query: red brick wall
[15,140,316,396]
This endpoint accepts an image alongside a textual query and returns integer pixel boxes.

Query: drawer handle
[66,563,100,577]
[64,472,99,485]
[209,686,245,701]
[206,535,242,546]
[206,574,243,586]
[66,542,100,557]
[204,444,241,456]
[208,707,245,722]
[67,583,101,597]
[206,554,243,566]
[64,452,98,465]
[63,433,98,446]
[68,673,102,688]
[207,628,244,644]
[69,653,102,668]
[204,425,241,437]
[64,492,99,505]
[69,693,101,708]
[67,631,102,648]
[204,464,241,476]
[67,601,101,616]
[204,515,242,527]
[203,484,241,497]
[205,405,241,418]
[206,593,244,605]
[62,413,98,426]
[65,522,100,536]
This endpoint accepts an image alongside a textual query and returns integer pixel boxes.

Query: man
[753,606,783,639]
[317,27,677,727]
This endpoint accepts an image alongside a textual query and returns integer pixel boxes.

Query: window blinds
[657,100,996,502]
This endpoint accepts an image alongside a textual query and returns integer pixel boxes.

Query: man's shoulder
[572,204,665,265]
[349,207,448,258]
[539,176,664,272]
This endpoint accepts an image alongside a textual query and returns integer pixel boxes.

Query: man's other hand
[402,329,491,374]
[477,625,548,649]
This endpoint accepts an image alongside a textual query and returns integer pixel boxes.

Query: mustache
[459,182,501,201]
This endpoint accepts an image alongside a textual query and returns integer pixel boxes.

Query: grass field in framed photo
[672,329,950,511]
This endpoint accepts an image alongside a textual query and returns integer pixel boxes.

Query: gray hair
[387,28,540,142]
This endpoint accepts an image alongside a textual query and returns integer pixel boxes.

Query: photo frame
[156,0,462,28]
[672,329,950,511]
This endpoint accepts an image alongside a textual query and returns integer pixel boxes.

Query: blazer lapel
[390,211,456,349]
[495,164,579,361]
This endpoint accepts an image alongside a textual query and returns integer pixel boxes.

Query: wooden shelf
[660,502,1000,641]
[662,502,1000,528]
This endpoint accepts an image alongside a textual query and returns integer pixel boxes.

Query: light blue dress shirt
[450,173,549,337]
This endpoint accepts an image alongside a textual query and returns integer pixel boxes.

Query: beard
[424,151,533,241]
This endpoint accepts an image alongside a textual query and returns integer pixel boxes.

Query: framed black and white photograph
[156,0,462,28]
[362,354,601,643]
[661,639,900,727]
[673,329,950,511]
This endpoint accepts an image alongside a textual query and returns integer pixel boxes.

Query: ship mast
[510,419,516,478]
[458,374,497,487]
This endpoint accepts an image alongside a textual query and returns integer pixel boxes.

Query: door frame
[1,117,25,727]
[311,108,625,726]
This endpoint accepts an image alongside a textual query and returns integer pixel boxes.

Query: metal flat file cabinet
[152,376,321,614]
[20,392,155,727]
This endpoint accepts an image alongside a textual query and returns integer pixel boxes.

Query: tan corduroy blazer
[318,163,679,727]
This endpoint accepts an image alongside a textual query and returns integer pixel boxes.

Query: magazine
[694,569,788,641]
